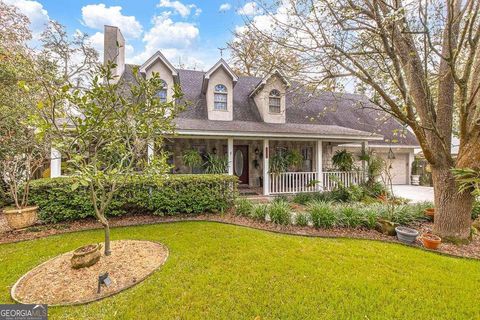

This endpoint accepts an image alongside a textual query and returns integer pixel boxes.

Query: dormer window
[214,84,228,110]
[269,89,281,113]
[157,79,168,102]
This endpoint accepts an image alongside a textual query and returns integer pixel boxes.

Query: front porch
[161,137,367,195]
[48,136,368,195]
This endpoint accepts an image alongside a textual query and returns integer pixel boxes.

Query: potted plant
[71,243,102,269]
[411,159,420,186]
[0,115,48,230]
[424,207,435,220]
[204,153,228,174]
[182,149,203,173]
[395,226,419,244]
[332,149,356,171]
[420,233,441,249]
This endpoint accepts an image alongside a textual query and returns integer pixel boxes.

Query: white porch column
[316,140,323,191]
[263,139,270,195]
[147,141,155,164]
[50,147,61,178]
[361,141,369,181]
[227,138,234,175]
[408,150,414,185]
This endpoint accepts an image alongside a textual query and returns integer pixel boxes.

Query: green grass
[1,222,479,319]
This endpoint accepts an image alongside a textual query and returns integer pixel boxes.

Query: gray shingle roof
[174,118,382,140]
[123,64,418,145]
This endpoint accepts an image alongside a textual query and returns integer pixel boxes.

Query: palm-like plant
[182,149,203,173]
[332,149,356,171]
[204,153,228,174]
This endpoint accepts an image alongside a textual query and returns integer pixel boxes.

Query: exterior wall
[253,75,286,123]
[206,68,234,121]
[145,59,175,102]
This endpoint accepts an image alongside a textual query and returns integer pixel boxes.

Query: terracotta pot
[421,233,441,250]
[395,226,419,244]
[71,243,102,269]
[3,206,38,230]
[424,208,435,221]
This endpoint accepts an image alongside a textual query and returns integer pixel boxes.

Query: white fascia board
[174,129,384,141]
[339,143,419,149]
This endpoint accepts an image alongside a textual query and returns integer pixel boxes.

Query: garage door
[379,153,409,185]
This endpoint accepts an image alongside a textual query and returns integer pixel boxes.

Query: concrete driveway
[392,185,434,203]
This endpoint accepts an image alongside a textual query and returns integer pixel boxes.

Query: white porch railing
[270,172,318,194]
[269,171,365,194]
[322,171,365,191]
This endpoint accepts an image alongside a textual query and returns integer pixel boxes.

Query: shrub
[359,207,378,229]
[345,185,365,202]
[293,192,315,205]
[29,175,238,223]
[268,200,291,225]
[473,200,480,220]
[293,191,335,205]
[235,198,254,217]
[332,149,356,171]
[294,212,310,227]
[338,206,363,228]
[251,204,268,221]
[273,195,289,203]
[308,201,337,228]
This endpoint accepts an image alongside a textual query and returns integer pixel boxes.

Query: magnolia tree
[40,61,182,255]
[236,0,480,241]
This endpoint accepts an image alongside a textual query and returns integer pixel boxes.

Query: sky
[5,0,262,70]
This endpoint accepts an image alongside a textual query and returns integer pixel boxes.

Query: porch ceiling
[173,118,383,142]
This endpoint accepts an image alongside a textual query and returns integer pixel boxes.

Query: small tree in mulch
[38,60,183,255]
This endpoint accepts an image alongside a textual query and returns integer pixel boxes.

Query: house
[49,25,418,195]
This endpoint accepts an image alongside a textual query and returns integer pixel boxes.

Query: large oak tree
[236,0,480,241]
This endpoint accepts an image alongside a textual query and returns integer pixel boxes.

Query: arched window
[157,79,168,103]
[269,89,281,113]
[214,84,228,110]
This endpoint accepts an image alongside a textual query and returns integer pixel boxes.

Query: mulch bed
[11,240,168,306]
[1,212,479,260]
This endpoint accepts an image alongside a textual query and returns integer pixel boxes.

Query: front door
[233,145,249,184]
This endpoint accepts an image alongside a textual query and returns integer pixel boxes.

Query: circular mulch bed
[11,240,168,306]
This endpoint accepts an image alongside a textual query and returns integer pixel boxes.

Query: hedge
[29,174,238,223]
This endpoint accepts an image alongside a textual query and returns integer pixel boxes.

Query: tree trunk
[432,166,473,242]
[103,221,111,256]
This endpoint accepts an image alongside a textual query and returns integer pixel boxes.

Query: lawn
[1,222,479,319]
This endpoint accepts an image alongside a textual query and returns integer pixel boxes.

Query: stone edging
[10,240,169,307]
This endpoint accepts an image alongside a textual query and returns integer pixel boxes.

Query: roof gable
[139,51,178,79]
[249,69,291,98]
[202,59,239,93]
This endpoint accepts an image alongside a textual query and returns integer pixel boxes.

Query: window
[269,89,281,113]
[157,79,168,103]
[214,84,228,110]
